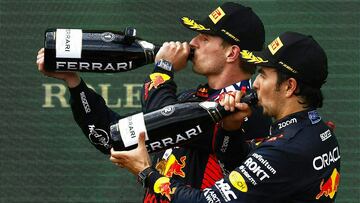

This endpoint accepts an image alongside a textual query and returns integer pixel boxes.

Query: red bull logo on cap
[316,168,340,200]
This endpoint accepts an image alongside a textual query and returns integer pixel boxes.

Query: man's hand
[110,132,151,176]
[155,41,190,72]
[36,48,81,88]
[219,91,252,131]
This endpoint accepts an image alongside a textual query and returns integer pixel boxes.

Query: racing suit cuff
[218,126,244,137]
[153,65,174,78]
[146,170,163,189]
[68,78,88,97]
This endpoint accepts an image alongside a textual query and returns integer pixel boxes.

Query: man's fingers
[223,93,230,111]
[36,57,43,66]
[110,148,127,158]
[228,94,235,112]
[182,42,189,49]
[235,103,251,114]
[109,155,120,163]
[169,41,177,50]
[109,155,116,162]
[37,52,43,60]
[235,90,241,103]
[137,132,146,149]
[36,48,45,72]
[221,91,237,111]
[109,156,124,168]
[37,59,45,71]
[38,48,44,54]
[223,90,251,112]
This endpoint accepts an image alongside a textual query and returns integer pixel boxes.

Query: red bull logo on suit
[316,168,340,200]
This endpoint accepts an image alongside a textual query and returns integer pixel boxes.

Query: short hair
[275,70,324,108]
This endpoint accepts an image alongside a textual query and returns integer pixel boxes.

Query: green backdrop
[0,0,359,202]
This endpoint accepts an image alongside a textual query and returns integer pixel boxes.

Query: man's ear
[226,45,240,62]
[285,78,298,97]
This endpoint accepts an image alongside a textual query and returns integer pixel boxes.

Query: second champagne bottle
[110,90,258,153]
[44,27,194,73]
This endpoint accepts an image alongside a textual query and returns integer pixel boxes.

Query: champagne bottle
[44,27,193,73]
[110,90,258,153]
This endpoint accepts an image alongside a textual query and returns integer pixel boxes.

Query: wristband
[155,59,173,72]
[137,166,155,188]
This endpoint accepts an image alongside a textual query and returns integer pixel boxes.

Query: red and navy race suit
[67,65,271,203]
[141,66,271,203]
[145,109,341,203]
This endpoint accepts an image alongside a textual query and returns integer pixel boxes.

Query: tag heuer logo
[268,37,283,55]
[209,7,225,24]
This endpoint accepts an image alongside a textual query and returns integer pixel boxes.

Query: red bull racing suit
[141,66,271,203]
[67,65,271,203]
[144,108,341,202]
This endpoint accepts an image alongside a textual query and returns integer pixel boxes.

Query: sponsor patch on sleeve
[88,125,111,149]
[229,171,248,192]
[214,179,237,202]
[236,153,277,187]
[308,110,321,124]
[148,73,171,91]
[153,177,176,201]
[316,168,340,200]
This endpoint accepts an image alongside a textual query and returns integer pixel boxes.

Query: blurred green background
[0,0,358,202]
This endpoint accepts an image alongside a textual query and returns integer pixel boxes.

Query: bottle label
[199,101,222,122]
[118,112,149,147]
[56,29,82,58]
[138,40,155,50]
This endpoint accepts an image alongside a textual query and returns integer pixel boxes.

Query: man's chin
[259,104,269,116]
[262,108,274,118]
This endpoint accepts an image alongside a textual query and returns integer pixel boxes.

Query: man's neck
[275,99,308,121]
[207,71,252,89]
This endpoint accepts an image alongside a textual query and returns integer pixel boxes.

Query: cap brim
[180,17,216,35]
[240,50,277,67]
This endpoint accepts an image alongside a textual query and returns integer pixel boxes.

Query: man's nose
[189,35,199,48]
[253,76,259,90]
